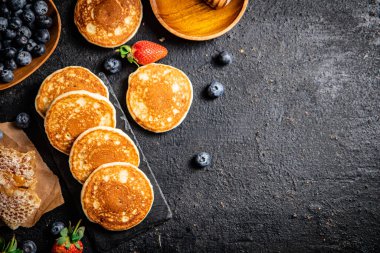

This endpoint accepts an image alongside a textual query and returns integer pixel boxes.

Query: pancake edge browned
[80,162,154,231]
[69,126,140,184]
[44,90,116,155]
[35,66,109,118]
[73,0,143,48]
[126,63,194,133]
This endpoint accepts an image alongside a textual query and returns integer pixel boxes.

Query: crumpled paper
[0,122,64,228]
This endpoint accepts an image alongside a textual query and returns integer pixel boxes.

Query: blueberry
[25,38,37,52]
[193,152,212,168]
[207,81,224,98]
[15,35,28,47]
[18,26,32,38]
[215,51,232,66]
[0,130,3,140]
[103,57,122,74]
[9,17,22,30]
[0,69,14,83]
[0,4,10,18]
[35,15,52,28]
[33,1,48,15]
[24,3,32,9]
[14,9,23,16]
[0,17,8,32]
[22,240,37,253]
[15,112,30,128]
[34,28,49,43]
[3,29,17,40]
[50,221,65,235]
[16,51,32,66]
[2,40,12,48]
[8,0,26,11]
[21,8,35,23]
[31,43,45,56]
[5,59,17,70]
[0,63,4,72]
[3,47,17,59]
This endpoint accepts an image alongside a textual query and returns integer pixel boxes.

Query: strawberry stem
[117,45,140,68]
[73,219,82,234]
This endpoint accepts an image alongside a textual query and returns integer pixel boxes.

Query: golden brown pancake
[74,0,143,48]
[69,126,140,184]
[35,66,109,117]
[81,162,154,231]
[45,91,116,155]
[126,64,193,133]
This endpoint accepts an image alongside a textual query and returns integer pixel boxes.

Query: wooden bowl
[0,0,61,91]
[149,0,248,41]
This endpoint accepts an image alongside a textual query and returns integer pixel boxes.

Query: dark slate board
[25,72,172,252]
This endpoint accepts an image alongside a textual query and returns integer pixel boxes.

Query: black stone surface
[1,0,380,252]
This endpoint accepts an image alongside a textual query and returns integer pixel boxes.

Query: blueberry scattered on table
[51,221,65,235]
[103,57,122,74]
[215,51,232,66]
[207,80,224,98]
[22,240,37,253]
[194,152,212,168]
[0,0,53,83]
[15,112,30,128]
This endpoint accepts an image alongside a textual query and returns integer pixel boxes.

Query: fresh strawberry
[117,40,168,66]
[0,235,23,253]
[51,220,85,253]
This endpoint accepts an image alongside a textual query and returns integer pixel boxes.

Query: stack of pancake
[36,66,153,231]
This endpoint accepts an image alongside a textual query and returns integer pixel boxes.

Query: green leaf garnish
[74,242,81,249]
[60,227,68,237]
[57,237,67,246]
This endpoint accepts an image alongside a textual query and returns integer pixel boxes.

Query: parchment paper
[0,122,64,228]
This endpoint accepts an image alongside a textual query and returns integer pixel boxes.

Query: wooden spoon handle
[204,0,232,9]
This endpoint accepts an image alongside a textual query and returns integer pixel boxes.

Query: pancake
[74,0,143,48]
[126,64,193,133]
[45,91,116,155]
[81,162,154,231]
[35,66,109,117]
[69,126,140,184]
